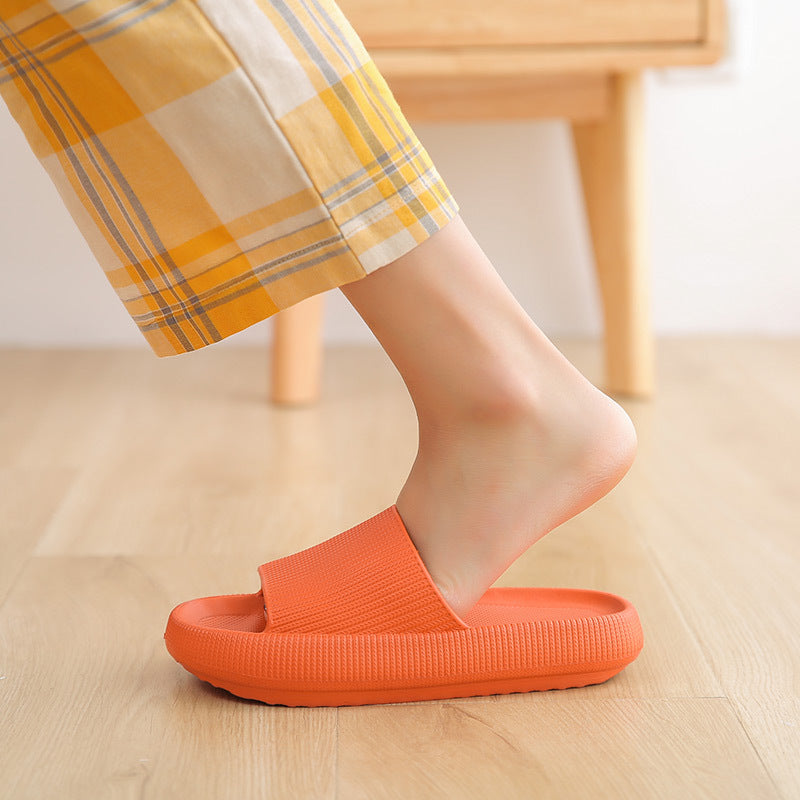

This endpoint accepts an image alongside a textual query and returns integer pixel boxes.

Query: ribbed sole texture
[189,665,630,707]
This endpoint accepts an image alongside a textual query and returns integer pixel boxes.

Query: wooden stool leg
[269,293,325,405]
[571,71,655,398]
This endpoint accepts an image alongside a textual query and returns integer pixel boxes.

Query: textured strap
[258,506,468,634]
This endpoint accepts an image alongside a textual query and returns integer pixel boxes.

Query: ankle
[411,372,637,492]
[408,354,545,434]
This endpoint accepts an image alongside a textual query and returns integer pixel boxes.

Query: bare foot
[340,213,638,619]
[395,376,637,619]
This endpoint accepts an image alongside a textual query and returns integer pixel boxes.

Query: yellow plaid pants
[0,0,459,356]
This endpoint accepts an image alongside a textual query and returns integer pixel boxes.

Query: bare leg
[340,214,637,618]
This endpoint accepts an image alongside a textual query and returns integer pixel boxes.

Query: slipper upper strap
[257,505,469,634]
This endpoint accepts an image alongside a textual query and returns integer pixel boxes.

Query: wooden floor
[0,338,797,799]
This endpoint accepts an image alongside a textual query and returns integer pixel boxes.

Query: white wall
[1,3,798,352]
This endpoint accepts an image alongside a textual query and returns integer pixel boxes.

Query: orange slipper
[164,505,643,706]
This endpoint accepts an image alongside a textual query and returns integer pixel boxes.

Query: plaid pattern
[0,0,459,357]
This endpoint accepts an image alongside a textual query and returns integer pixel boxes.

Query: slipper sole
[165,584,643,707]
[190,668,628,706]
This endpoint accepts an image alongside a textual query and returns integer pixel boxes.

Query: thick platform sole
[189,665,629,707]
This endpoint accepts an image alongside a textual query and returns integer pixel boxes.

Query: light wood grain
[0,556,337,800]
[705,0,728,54]
[618,338,800,796]
[370,42,726,81]
[362,0,727,81]
[572,73,654,397]
[388,73,610,123]
[0,340,797,799]
[270,293,325,406]
[0,467,75,604]
[338,697,775,799]
[340,0,703,48]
